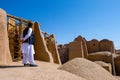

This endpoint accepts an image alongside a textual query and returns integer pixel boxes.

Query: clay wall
[45,34,61,64]
[99,39,115,53]
[58,44,69,64]
[69,41,84,60]
[0,8,12,65]
[86,39,99,53]
[34,22,54,63]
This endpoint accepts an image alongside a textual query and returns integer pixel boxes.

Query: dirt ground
[0,60,86,80]
[0,60,120,80]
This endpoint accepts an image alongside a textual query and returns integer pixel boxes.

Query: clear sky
[1,0,120,49]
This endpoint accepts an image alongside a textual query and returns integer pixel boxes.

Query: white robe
[21,28,35,54]
[21,28,35,64]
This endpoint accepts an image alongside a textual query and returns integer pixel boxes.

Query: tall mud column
[34,22,53,63]
[45,34,61,64]
[0,8,12,65]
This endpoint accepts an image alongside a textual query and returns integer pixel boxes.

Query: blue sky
[1,0,120,49]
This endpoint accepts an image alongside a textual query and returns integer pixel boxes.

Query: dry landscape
[0,58,120,80]
[1,8,120,80]
[0,60,86,80]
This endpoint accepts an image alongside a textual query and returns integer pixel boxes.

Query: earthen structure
[44,34,61,64]
[1,8,120,77]
[0,8,61,64]
[7,17,21,60]
[58,35,117,75]
[34,22,54,63]
[0,8,12,65]
[58,44,69,64]
[99,39,115,53]
[86,39,99,53]
[58,58,117,80]
[69,35,88,60]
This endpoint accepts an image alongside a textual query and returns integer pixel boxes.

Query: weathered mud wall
[0,8,12,65]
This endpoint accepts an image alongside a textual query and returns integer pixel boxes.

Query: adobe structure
[0,8,61,65]
[34,22,61,64]
[86,39,115,53]
[1,8,120,76]
[58,35,120,75]
[58,35,88,64]
[69,35,88,59]
[44,33,61,64]
[58,44,69,64]
[0,8,12,65]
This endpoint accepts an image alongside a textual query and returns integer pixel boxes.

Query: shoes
[24,63,30,66]
[30,64,38,67]
[24,63,38,67]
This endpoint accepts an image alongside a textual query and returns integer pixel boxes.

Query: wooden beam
[7,14,28,23]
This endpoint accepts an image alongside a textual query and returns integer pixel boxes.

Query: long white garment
[21,27,35,64]
[21,43,35,54]
[21,28,35,54]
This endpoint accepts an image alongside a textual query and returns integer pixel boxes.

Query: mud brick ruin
[0,8,61,65]
[0,8,12,65]
[1,8,120,76]
[58,35,120,75]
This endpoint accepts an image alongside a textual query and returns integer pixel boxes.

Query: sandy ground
[0,60,120,80]
[0,61,58,80]
[115,76,120,80]
[0,60,86,80]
